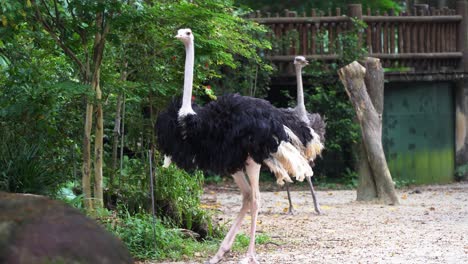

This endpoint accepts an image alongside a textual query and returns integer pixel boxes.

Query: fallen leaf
[401,194,408,200]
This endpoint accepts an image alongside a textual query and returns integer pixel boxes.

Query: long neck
[295,65,307,119]
[179,40,195,117]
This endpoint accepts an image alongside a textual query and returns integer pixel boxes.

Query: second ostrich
[281,56,326,215]
[156,29,314,264]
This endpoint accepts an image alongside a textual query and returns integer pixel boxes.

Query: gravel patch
[155,182,468,264]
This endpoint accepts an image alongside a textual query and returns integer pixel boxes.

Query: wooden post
[348,4,363,47]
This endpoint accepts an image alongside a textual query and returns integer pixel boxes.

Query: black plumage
[156,94,294,176]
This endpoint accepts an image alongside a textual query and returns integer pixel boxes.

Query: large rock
[0,192,133,264]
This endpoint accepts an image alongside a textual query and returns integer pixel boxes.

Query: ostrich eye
[186,32,191,36]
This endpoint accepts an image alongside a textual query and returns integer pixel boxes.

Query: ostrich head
[175,28,194,45]
[294,56,309,68]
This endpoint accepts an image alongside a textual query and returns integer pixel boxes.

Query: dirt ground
[159,181,468,264]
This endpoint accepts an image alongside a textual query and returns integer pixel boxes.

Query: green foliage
[235,0,403,14]
[103,209,272,261]
[455,163,468,181]
[155,165,214,237]
[0,129,65,195]
[393,179,416,189]
[103,210,209,260]
[0,28,84,195]
[232,232,271,251]
[114,157,215,238]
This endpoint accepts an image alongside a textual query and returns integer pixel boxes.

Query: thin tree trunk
[111,62,127,193]
[93,73,104,208]
[119,95,126,189]
[82,101,94,211]
[111,94,123,183]
[338,61,399,205]
[90,9,111,210]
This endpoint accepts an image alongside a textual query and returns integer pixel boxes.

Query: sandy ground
[157,182,468,264]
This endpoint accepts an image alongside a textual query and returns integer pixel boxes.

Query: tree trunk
[338,61,399,205]
[90,9,110,210]
[111,94,123,185]
[356,57,384,201]
[356,142,377,200]
[82,101,94,211]
[110,63,127,196]
[93,74,104,209]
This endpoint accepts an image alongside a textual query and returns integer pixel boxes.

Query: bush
[0,128,69,195]
[103,210,204,260]
[155,165,215,239]
[112,157,215,239]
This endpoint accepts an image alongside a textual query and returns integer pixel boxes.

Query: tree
[1,0,271,217]
[338,59,399,205]
[2,0,124,210]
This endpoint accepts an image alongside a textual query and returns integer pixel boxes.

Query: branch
[91,10,112,77]
[53,0,59,24]
[39,0,54,25]
[31,0,85,75]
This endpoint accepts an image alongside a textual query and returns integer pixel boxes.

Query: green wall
[383,82,455,184]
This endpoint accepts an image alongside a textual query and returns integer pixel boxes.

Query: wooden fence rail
[250,2,468,76]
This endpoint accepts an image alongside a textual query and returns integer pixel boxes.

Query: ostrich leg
[207,170,251,264]
[306,176,322,214]
[285,183,295,215]
[241,157,261,264]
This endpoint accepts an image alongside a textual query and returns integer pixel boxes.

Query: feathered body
[156,94,316,181]
[279,56,327,215]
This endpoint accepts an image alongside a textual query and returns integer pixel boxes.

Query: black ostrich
[155,28,315,264]
[280,56,326,215]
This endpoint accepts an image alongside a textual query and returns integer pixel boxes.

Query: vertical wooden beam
[457,0,468,72]
[311,9,317,54]
[348,4,363,48]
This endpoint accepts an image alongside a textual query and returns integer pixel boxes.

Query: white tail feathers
[264,141,313,186]
[305,128,325,161]
[284,125,324,162]
[163,155,172,168]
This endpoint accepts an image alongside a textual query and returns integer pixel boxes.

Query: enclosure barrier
[250,2,468,77]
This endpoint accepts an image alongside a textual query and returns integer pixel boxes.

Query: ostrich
[281,56,326,215]
[155,28,314,264]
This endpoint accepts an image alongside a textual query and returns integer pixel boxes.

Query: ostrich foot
[205,255,223,264]
[205,246,231,264]
[287,206,295,215]
[314,206,322,215]
[239,255,259,264]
